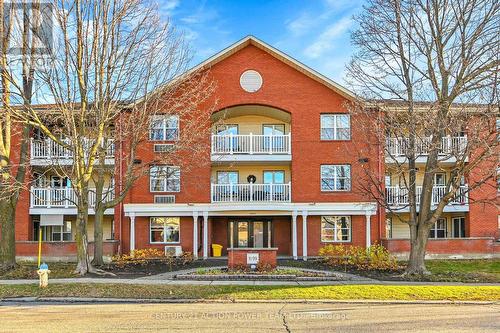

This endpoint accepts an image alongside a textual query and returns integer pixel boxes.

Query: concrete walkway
[0,277,499,286]
[1,265,499,286]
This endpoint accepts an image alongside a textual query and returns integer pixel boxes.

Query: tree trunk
[0,199,16,269]
[92,208,105,266]
[74,188,91,275]
[405,222,431,275]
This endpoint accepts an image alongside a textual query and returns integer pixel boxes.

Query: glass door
[230,220,272,248]
[263,124,285,151]
[263,170,285,200]
[216,124,239,152]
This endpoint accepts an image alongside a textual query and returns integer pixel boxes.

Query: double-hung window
[321,165,351,191]
[51,221,73,241]
[320,114,350,140]
[150,217,180,243]
[149,115,179,141]
[321,216,351,242]
[429,218,447,239]
[150,166,180,192]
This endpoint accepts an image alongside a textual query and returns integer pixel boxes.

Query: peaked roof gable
[188,36,357,101]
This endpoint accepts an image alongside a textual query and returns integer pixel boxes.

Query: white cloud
[286,12,316,36]
[304,16,352,59]
[159,0,180,17]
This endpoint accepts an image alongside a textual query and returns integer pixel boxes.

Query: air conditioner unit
[164,245,183,257]
[154,195,175,204]
[154,144,174,153]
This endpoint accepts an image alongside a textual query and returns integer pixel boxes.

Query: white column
[302,211,308,261]
[129,214,136,254]
[292,211,298,260]
[365,213,372,249]
[192,211,199,259]
[203,212,209,259]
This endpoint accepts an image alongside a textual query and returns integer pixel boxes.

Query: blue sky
[159,0,366,83]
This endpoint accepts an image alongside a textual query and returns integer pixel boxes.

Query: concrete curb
[1,278,500,286]
[0,296,498,306]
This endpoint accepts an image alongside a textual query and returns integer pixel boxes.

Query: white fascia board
[30,208,115,215]
[124,202,377,216]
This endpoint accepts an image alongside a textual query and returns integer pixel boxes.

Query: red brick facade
[11,36,499,261]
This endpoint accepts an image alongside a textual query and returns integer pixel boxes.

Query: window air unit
[164,245,183,257]
[154,144,174,153]
[154,195,175,204]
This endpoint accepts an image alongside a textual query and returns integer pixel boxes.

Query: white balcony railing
[386,136,467,157]
[385,185,468,206]
[211,182,291,203]
[30,138,115,161]
[30,187,115,208]
[211,134,291,155]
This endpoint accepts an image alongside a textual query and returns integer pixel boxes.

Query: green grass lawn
[0,262,77,280]
[1,259,499,283]
[0,283,499,301]
[424,260,500,282]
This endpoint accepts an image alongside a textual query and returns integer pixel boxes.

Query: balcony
[30,138,115,166]
[211,134,291,162]
[385,185,469,212]
[386,136,467,164]
[30,187,115,210]
[211,182,291,203]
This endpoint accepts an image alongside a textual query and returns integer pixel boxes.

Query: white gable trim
[186,35,357,101]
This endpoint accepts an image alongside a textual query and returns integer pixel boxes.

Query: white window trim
[149,166,181,193]
[320,164,351,192]
[429,218,447,239]
[149,217,181,244]
[320,114,351,141]
[320,216,352,243]
[149,115,179,141]
[51,221,73,242]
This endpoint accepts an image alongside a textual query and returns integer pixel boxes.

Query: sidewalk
[1,277,499,286]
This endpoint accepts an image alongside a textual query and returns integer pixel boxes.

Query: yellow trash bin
[212,244,223,257]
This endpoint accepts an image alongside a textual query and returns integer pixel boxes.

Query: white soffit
[40,214,64,226]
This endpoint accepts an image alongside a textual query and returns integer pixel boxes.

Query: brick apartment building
[13,36,500,261]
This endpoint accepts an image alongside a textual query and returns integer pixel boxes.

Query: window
[216,124,238,135]
[321,165,351,191]
[32,173,46,187]
[385,174,392,187]
[150,166,180,192]
[217,171,239,184]
[263,124,286,150]
[452,217,465,238]
[150,217,180,243]
[320,114,350,140]
[263,170,285,184]
[149,115,179,141]
[321,216,351,242]
[429,218,447,239]
[386,217,393,238]
[434,173,446,186]
[51,221,73,241]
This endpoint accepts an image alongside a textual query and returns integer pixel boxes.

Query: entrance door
[229,220,272,248]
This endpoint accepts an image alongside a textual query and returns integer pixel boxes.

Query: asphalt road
[0,301,499,332]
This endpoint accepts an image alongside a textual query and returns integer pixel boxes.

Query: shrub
[229,264,248,273]
[319,243,398,271]
[111,248,194,269]
[256,262,274,272]
[318,245,349,266]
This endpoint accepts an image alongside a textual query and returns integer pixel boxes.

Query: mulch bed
[89,258,227,279]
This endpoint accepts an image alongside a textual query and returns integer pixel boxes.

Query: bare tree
[91,72,215,266]
[10,0,214,275]
[346,0,499,275]
[0,0,44,269]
